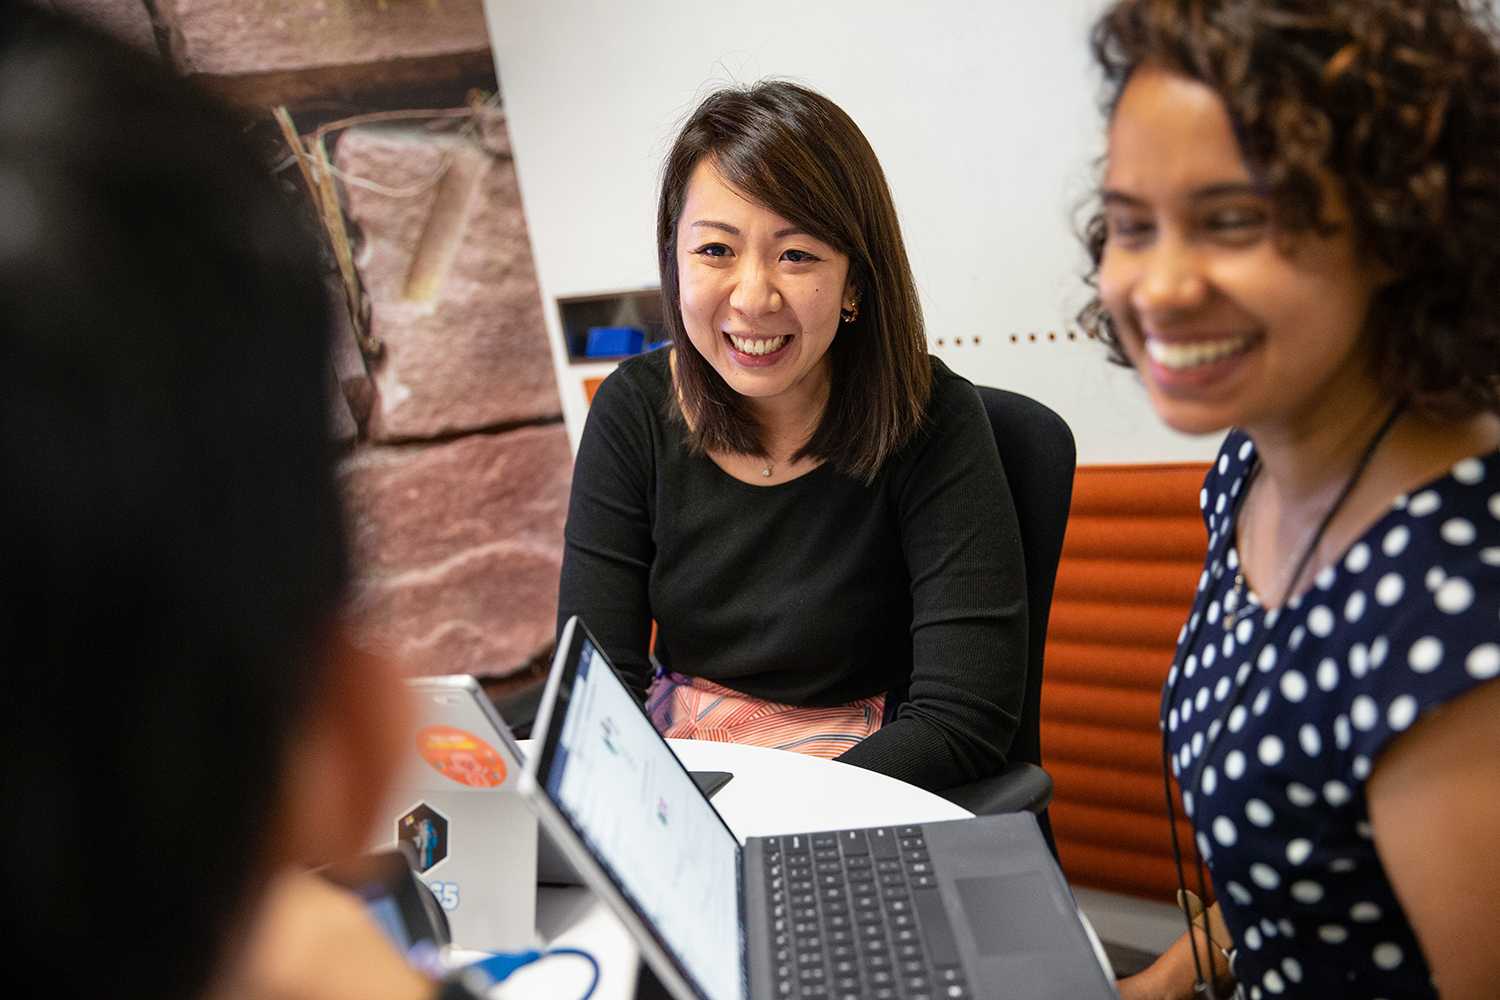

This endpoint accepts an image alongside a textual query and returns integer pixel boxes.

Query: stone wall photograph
[52,0,571,684]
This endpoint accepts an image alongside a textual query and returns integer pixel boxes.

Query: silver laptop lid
[378,675,537,951]
[523,617,747,1000]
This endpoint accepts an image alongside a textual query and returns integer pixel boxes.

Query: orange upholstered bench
[1042,463,1211,902]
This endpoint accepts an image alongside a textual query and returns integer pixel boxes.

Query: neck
[1237,378,1500,606]
[1240,358,1394,508]
[746,365,831,461]
[1232,360,1402,604]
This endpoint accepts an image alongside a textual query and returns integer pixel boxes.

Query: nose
[730,258,782,316]
[1130,234,1208,318]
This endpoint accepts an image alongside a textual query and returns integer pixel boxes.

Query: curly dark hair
[1080,0,1500,416]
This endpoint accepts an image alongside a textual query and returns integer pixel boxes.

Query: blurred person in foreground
[0,7,453,1000]
[1082,0,1500,997]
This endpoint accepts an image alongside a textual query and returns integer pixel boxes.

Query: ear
[843,278,861,312]
[264,626,412,867]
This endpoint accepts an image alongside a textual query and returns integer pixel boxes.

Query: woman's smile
[724,332,791,360]
[1144,333,1255,372]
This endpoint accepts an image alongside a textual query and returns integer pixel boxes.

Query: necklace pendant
[762,468,771,477]
[1222,574,1244,630]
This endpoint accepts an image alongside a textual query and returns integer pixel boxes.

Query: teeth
[1146,336,1251,370]
[728,334,788,356]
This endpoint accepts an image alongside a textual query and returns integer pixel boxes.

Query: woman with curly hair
[1083,1,1500,997]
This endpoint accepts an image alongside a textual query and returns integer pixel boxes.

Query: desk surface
[666,739,972,838]
[487,740,973,1000]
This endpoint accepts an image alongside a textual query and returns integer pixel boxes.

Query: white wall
[482,0,1224,465]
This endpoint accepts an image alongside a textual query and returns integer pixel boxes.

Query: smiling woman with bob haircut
[557,81,1028,793]
[1080,1,1500,999]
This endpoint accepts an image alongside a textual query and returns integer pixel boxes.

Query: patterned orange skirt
[645,672,885,759]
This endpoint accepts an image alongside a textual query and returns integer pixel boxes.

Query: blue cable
[471,948,540,982]
[468,946,600,1000]
[541,948,601,1000]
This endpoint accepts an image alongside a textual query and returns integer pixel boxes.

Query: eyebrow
[688,221,809,239]
[1101,181,1263,205]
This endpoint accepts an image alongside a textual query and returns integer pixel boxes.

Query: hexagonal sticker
[397,802,448,874]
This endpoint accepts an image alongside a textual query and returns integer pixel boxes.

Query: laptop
[371,675,538,950]
[518,616,1121,1000]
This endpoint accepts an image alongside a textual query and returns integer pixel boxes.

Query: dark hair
[657,81,930,483]
[1081,0,1500,416]
[0,9,344,999]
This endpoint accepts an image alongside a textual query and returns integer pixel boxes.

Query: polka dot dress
[1164,431,1500,999]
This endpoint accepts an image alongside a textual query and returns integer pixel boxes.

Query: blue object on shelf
[585,326,645,357]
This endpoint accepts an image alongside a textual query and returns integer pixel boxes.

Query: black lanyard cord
[1158,399,1406,997]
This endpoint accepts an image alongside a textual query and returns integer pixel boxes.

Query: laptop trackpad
[956,872,1066,955]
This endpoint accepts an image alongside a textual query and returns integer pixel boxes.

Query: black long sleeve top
[556,347,1027,791]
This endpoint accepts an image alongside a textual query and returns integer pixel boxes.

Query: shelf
[556,288,666,363]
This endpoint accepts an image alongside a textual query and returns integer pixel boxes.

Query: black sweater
[557,348,1027,791]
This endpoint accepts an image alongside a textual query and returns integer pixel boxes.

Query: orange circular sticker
[416,726,508,788]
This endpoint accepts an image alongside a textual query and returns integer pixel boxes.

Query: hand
[1114,919,1232,1000]
[207,868,437,1000]
[1116,962,1189,1000]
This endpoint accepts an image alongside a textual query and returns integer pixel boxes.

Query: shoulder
[1353,449,1500,651]
[921,356,988,431]
[880,358,1002,499]
[589,346,672,416]
[575,348,678,470]
[1200,430,1254,535]
[1291,450,1500,758]
[581,348,677,447]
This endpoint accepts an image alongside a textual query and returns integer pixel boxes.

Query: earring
[840,302,859,323]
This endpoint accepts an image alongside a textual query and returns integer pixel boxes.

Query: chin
[1145,391,1239,439]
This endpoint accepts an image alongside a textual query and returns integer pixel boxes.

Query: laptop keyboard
[761,825,966,1000]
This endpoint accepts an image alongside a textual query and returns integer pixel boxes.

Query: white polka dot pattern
[1161,433,1500,999]
[1468,643,1500,680]
[1318,924,1348,944]
[1408,637,1443,673]
[1345,543,1371,573]
[1453,458,1484,484]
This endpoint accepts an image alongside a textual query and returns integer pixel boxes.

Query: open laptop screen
[542,635,745,1000]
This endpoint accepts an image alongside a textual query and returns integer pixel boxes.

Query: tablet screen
[541,634,745,1000]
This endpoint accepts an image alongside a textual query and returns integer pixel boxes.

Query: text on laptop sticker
[416,726,508,788]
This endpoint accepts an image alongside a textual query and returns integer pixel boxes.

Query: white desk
[486,740,971,1000]
[668,739,974,836]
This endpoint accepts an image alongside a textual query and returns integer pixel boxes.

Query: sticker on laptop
[416,726,509,788]
[398,801,449,873]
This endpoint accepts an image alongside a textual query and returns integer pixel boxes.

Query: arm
[836,381,1028,790]
[1116,901,1234,1000]
[556,369,658,701]
[209,869,435,1000]
[1367,677,1500,1000]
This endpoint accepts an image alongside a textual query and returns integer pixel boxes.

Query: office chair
[930,386,1075,856]
[498,388,1076,840]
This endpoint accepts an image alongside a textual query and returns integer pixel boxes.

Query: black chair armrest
[491,676,549,739]
[937,761,1054,816]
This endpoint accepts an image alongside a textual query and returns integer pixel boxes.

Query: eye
[691,242,732,259]
[781,248,822,264]
[1206,208,1266,231]
[1201,204,1270,245]
[1105,212,1155,246]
